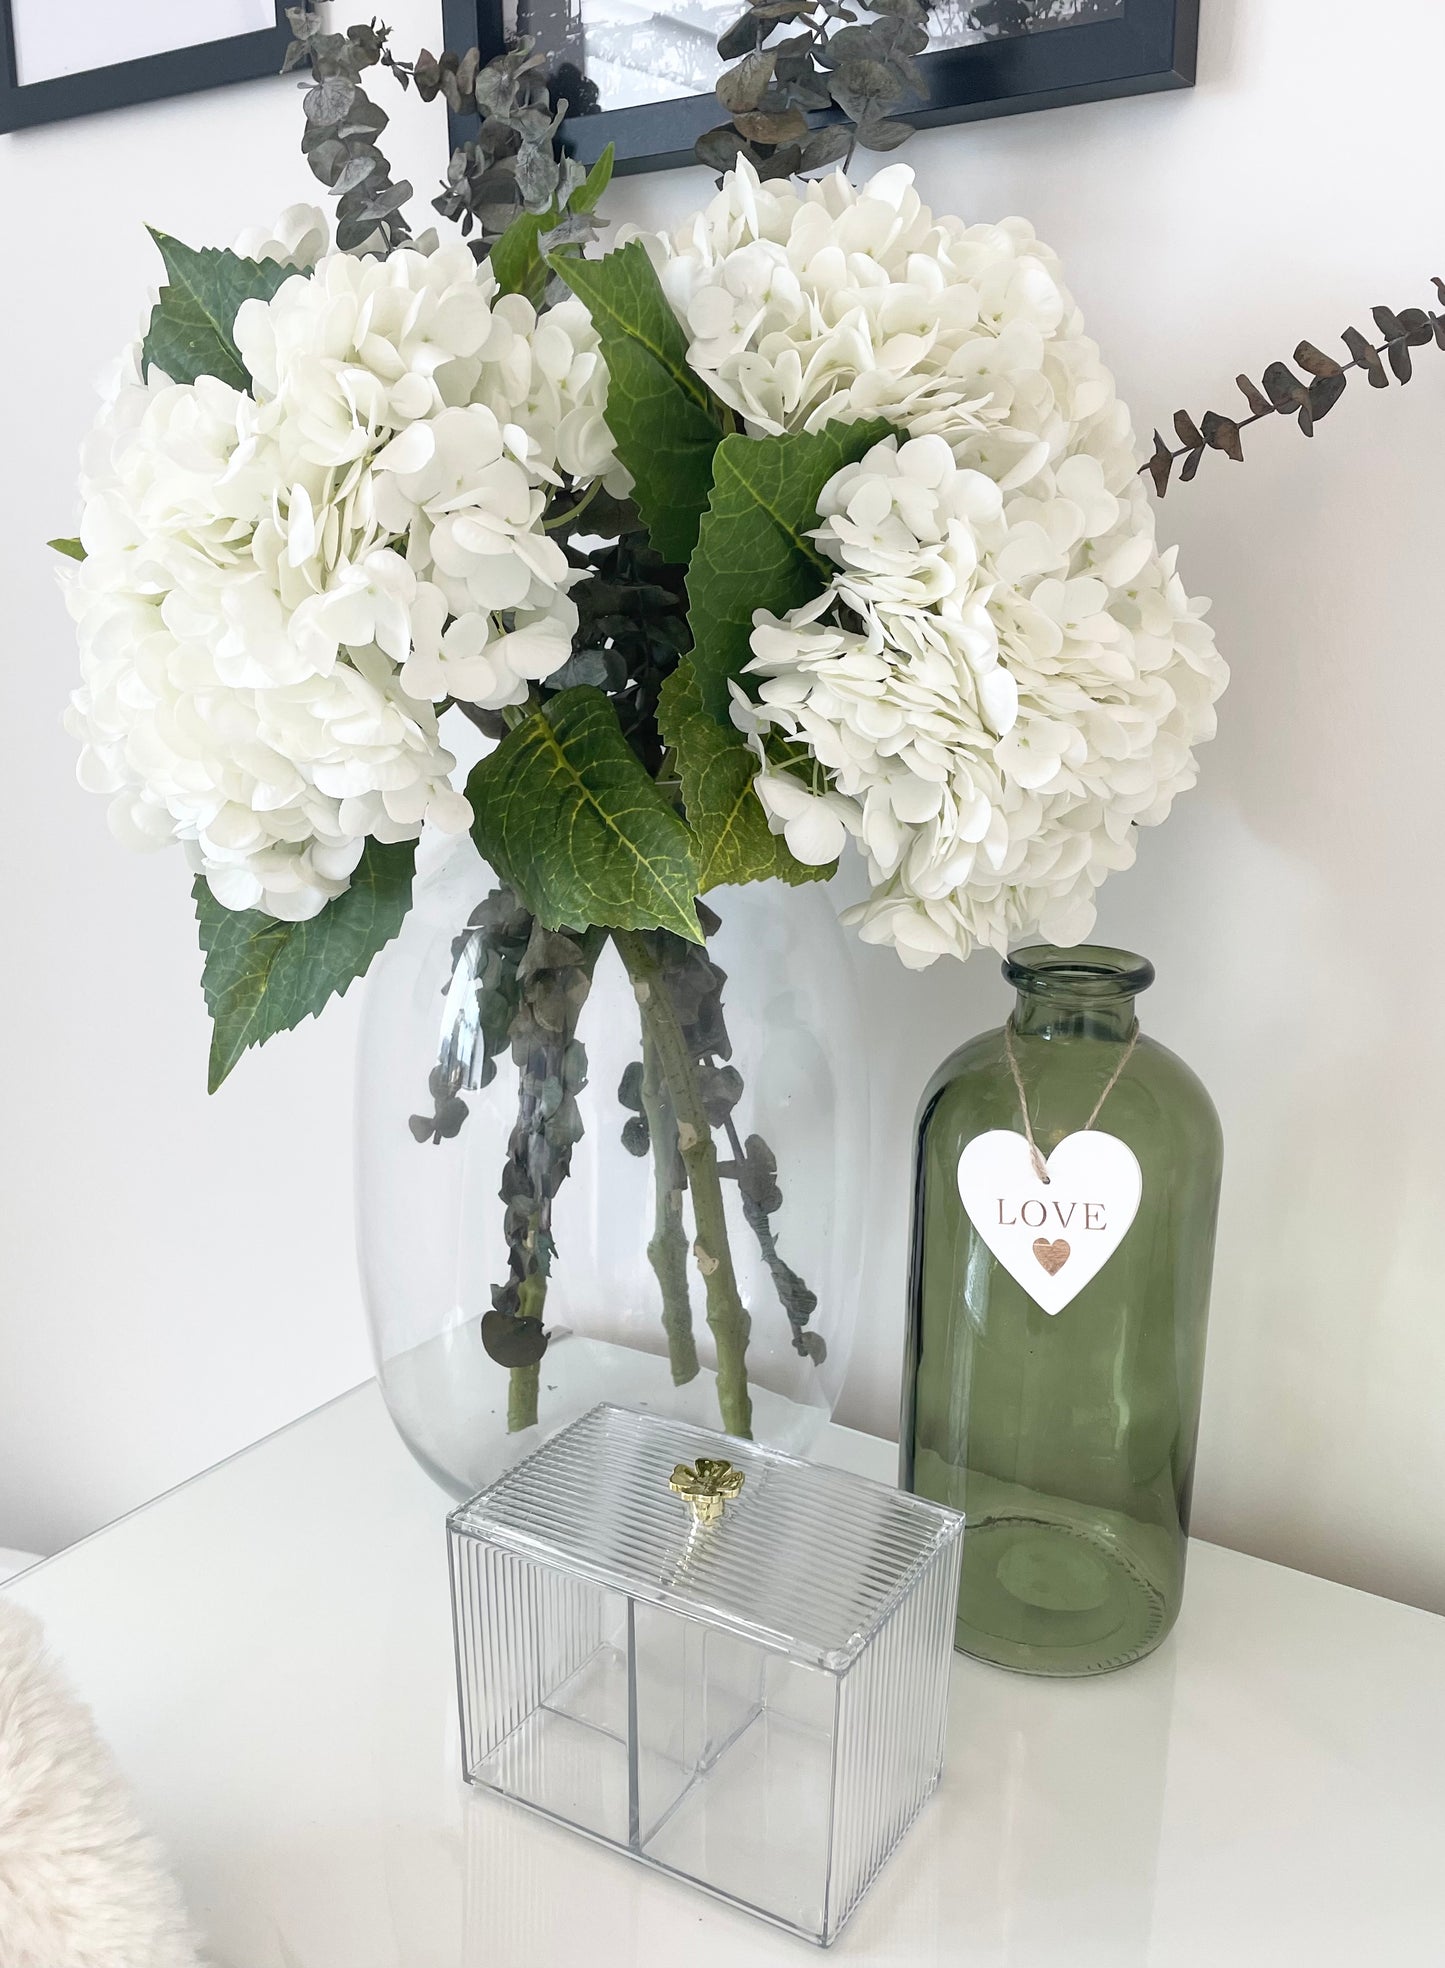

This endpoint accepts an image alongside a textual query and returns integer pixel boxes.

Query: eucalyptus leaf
[467,686,703,943]
[695,125,748,171]
[552,241,726,564]
[194,837,417,1092]
[799,124,852,169]
[717,48,777,111]
[515,141,560,207]
[756,142,805,180]
[829,56,903,120]
[304,72,356,121]
[717,11,765,59]
[734,105,810,143]
[141,232,292,390]
[818,23,887,63]
[855,114,914,150]
[685,418,892,723]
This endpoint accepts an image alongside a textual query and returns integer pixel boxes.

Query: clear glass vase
[901,946,1223,1675]
[357,835,868,1500]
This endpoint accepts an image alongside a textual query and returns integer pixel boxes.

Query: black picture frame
[442,0,1197,177]
[0,1,292,136]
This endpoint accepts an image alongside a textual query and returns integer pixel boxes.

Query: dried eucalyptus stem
[490,926,602,1431]
[285,5,609,275]
[1145,281,1445,494]
[283,8,413,252]
[720,1121,825,1364]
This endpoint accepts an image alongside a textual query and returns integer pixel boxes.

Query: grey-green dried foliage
[1146,280,1445,494]
[698,0,931,181]
[409,885,534,1143]
[285,5,611,274]
[547,490,693,779]
[283,7,414,253]
[482,922,604,1371]
[396,39,580,264]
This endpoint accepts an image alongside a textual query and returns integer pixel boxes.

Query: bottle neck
[1003,944,1153,1044]
[1011,990,1138,1043]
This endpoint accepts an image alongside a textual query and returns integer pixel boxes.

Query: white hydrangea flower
[66,243,621,920]
[674,165,1226,965]
[231,204,330,270]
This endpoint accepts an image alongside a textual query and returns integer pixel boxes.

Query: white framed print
[1,0,291,133]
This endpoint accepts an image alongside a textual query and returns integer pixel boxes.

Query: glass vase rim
[1002,943,1155,1000]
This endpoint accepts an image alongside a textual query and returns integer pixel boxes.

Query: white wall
[3,0,1443,1616]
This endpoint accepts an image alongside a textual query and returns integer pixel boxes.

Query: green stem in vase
[507,1367,539,1431]
[640,1023,700,1386]
[614,929,753,1439]
[506,1272,548,1432]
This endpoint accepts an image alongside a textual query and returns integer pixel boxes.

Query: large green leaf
[657,659,832,891]
[195,838,417,1092]
[685,419,893,723]
[468,686,702,943]
[490,145,615,308]
[141,230,293,391]
[551,240,725,564]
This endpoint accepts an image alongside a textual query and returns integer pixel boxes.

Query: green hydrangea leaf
[467,686,702,942]
[195,837,417,1092]
[658,659,833,890]
[141,229,293,391]
[491,144,615,307]
[685,419,893,723]
[47,537,85,561]
[551,239,725,563]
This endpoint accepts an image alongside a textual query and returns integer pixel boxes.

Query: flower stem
[507,1271,547,1433]
[614,931,752,1438]
[542,477,603,531]
[640,1022,699,1386]
[508,1364,539,1430]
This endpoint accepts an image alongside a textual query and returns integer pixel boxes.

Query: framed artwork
[0,0,292,135]
[441,0,1198,175]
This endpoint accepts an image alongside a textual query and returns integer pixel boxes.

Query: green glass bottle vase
[901,945,1223,1676]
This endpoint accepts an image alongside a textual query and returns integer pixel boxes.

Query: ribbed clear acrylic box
[448,1404,963,1946]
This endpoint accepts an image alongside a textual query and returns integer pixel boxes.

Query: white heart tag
[956,1130,1142,1316]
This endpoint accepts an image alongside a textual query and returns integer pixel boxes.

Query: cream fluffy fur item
[0,1599,200,1968]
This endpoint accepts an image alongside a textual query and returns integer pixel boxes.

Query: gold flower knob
[669,1456,745,1528]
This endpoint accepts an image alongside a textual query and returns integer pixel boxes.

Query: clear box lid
[449,1405,963,1669]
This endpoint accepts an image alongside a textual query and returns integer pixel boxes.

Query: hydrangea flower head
[654,163,1226,965]
[64,229,620,921]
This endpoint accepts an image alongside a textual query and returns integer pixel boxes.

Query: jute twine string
[1003,1016,1140,1185]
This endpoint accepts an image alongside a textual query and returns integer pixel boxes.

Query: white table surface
[7,1383,1444,1967]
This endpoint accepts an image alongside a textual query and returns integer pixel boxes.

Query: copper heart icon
[1032,1238,1071,1277]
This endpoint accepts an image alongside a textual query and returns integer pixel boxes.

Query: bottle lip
[1002,943,1155,999]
